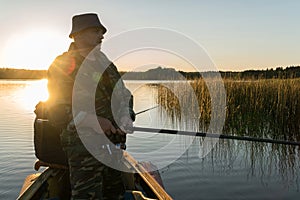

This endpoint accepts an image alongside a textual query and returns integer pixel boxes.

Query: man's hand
[77,114,133,136]
[78,114,117,136]
[97,116,117,136]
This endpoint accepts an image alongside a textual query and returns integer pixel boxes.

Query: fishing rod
[135,106,159,115]
[133,107,299,146]
[132,127,300,146]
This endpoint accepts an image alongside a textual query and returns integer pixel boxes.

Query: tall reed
[157,78,300,140]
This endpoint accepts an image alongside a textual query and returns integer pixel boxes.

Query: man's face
[74,27,105,50]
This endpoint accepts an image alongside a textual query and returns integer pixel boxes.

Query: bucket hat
[69,13,107,38]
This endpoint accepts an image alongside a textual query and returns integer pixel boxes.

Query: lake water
[0,79,299,200]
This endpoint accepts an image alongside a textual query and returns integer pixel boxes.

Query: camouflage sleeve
[109,63,136,121]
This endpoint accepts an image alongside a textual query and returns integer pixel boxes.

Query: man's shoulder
[53,52,75,64]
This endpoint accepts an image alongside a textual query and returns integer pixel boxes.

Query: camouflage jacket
[47,43,135,129]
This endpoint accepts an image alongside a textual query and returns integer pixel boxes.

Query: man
[47,13,135,199]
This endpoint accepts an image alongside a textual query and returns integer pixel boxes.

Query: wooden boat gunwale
[123,151,172,200]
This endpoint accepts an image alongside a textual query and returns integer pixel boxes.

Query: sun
[3,29,69,70]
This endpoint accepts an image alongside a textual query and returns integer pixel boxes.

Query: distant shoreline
[1,66,300,80]
[0,68,47,79]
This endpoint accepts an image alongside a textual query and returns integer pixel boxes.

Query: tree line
[0,68,47,79]
[1,66,300,80]
[180,66,300,80]
[122,66,300,80]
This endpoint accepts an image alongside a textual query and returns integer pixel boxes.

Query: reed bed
[157,78,300,141]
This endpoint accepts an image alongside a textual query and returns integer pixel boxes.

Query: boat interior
[18,154,171,200]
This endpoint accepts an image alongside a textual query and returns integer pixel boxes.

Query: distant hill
[120,67,186,80]
[1,66,300,80]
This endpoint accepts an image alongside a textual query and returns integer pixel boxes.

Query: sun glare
[19,79,49,111]
[3,29,69,70]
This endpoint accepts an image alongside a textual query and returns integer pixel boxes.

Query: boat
[17,151,173,200]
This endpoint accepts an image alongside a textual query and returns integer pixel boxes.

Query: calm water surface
[0,80,299,200]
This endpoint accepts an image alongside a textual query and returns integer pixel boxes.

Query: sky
[0,0,299,72]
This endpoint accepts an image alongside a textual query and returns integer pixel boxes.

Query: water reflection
[0,80,46,199]
[18,79,48,110]
[162,135,300,199]
[211,140,299,188]
[0,79,48,112]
